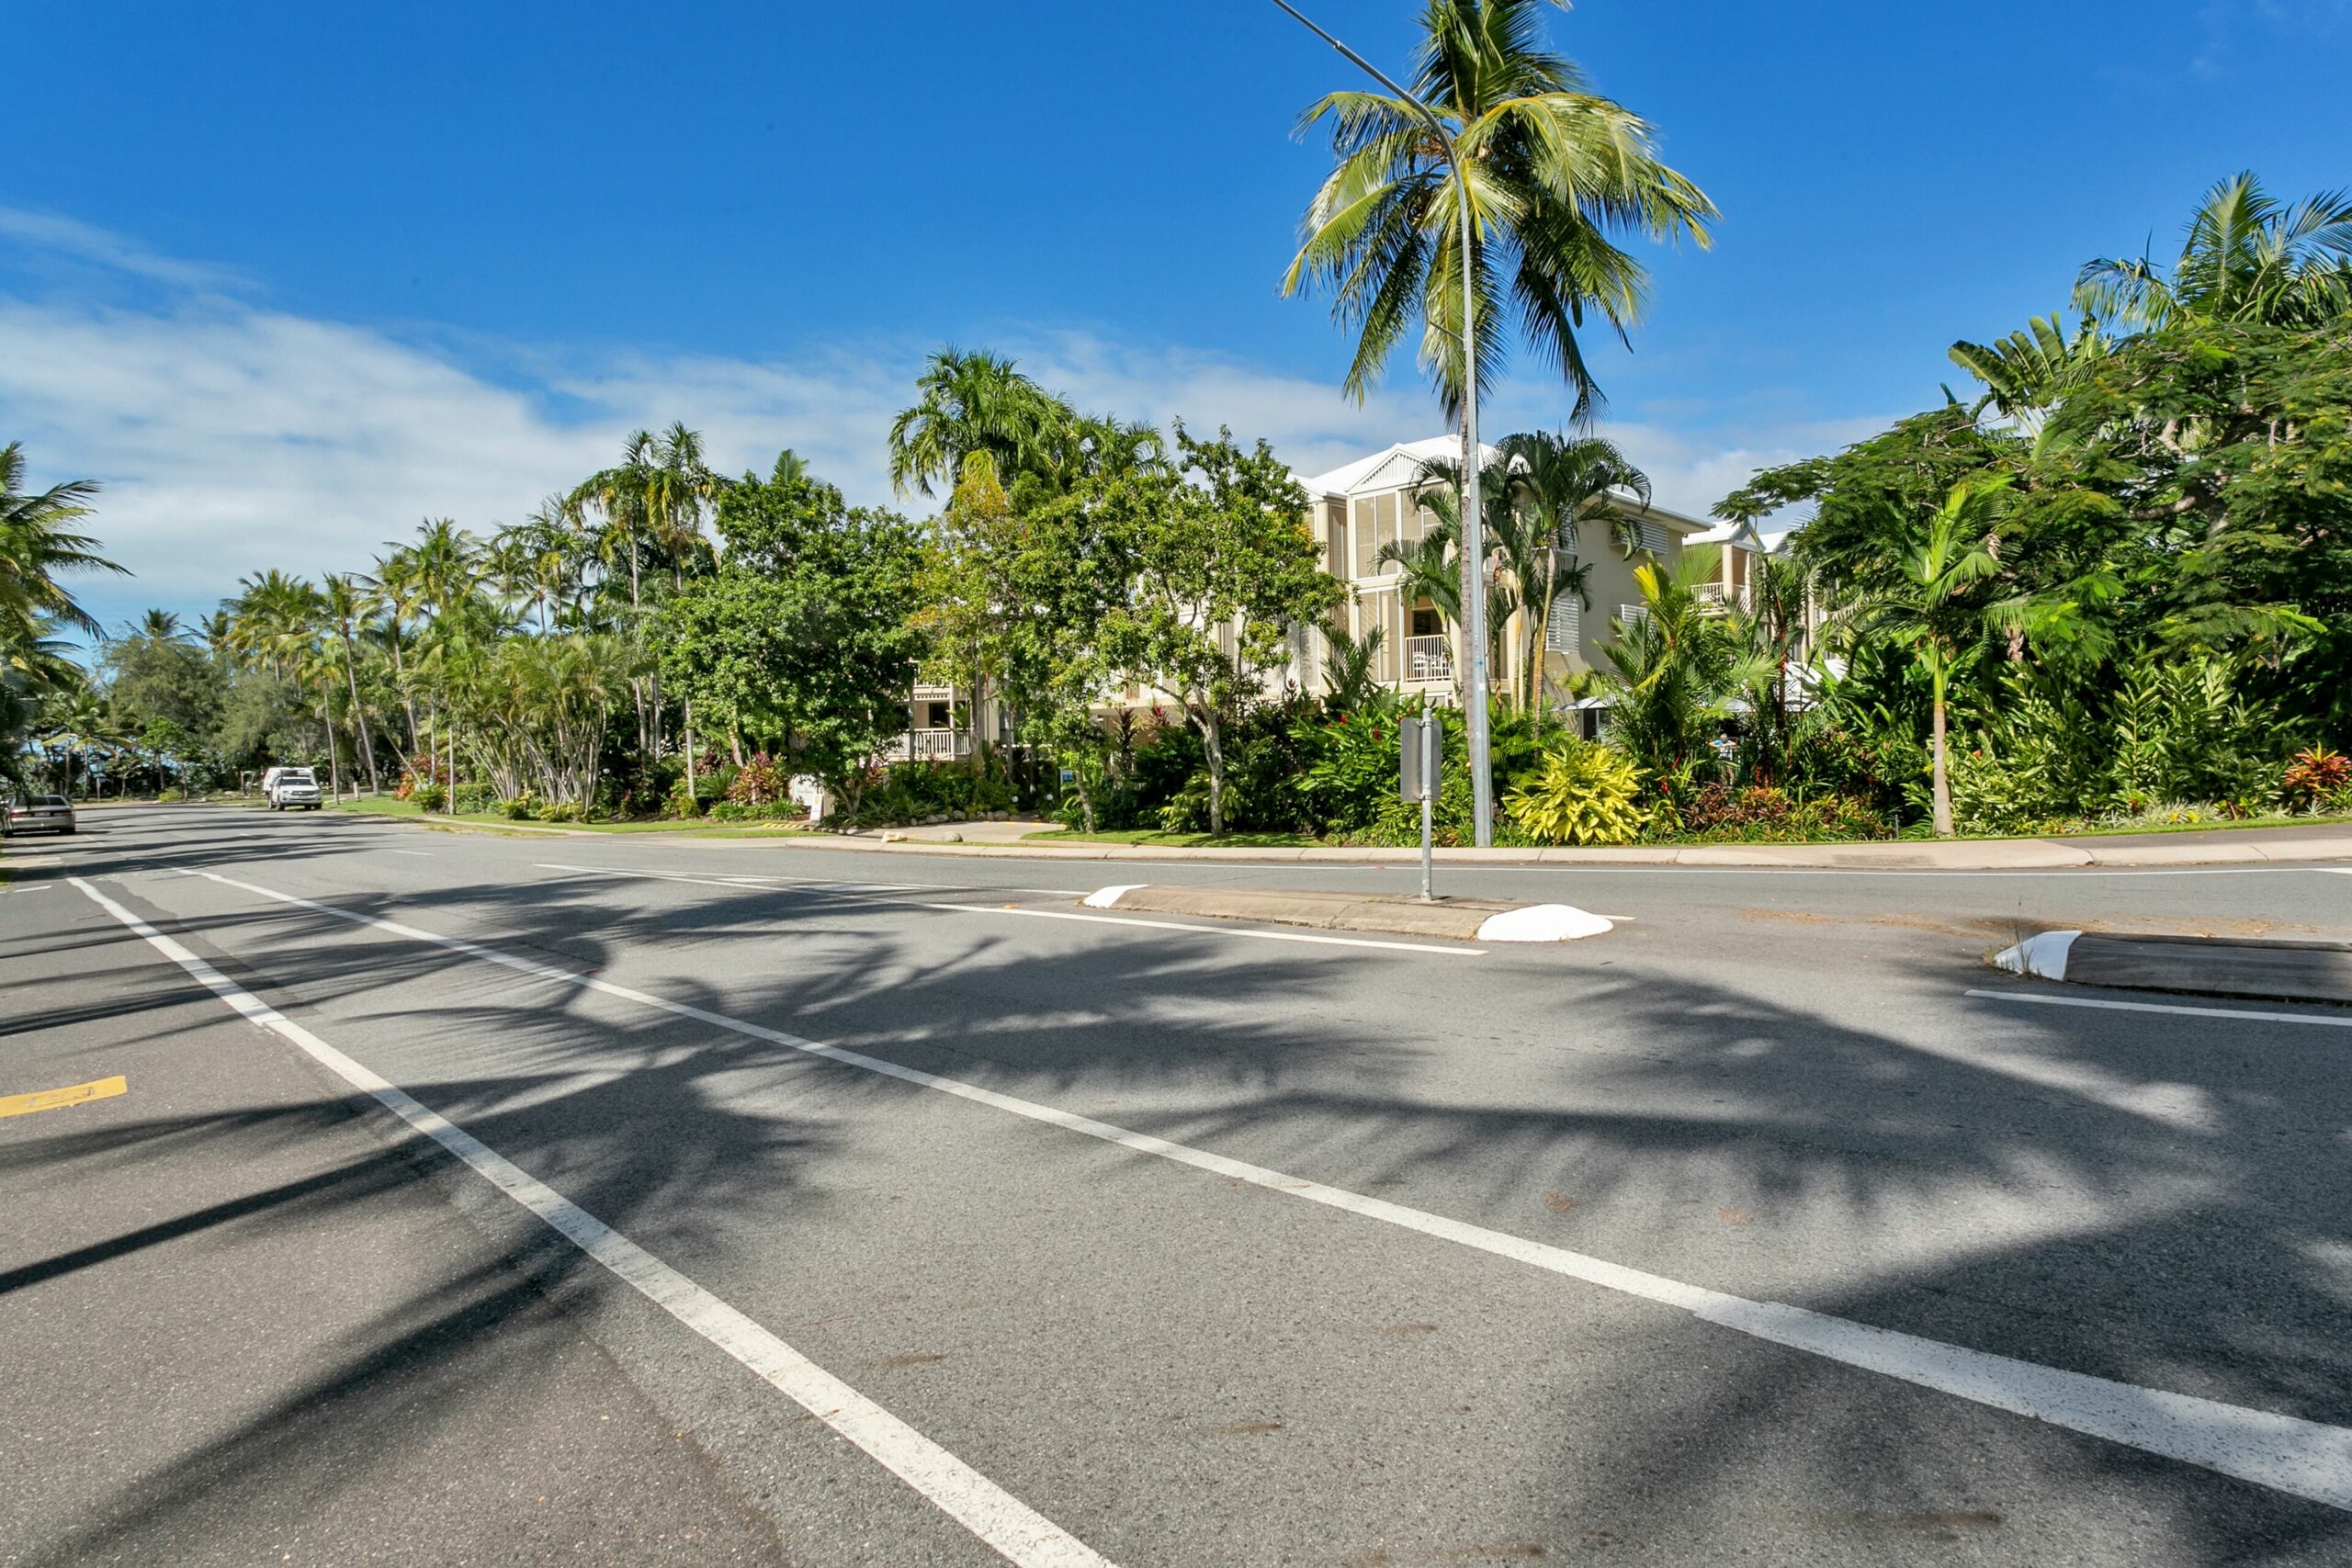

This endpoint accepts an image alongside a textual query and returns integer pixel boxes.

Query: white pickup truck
[262,766,322,810]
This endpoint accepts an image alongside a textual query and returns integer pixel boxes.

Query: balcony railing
[883,728,971,763]
[1402,634,1453,683]
[1695,582,1752,614]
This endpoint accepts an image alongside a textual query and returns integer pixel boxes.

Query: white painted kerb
[1474,904,1613,942]
[1082,884,1148,909]
[1996,929,2081,980]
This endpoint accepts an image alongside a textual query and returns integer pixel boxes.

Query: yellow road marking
[0,1075,127,1119]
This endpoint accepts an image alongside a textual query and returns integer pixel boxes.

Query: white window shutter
[1545,592,1580,653]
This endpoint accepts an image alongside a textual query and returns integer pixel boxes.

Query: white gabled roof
[1297,434,1713,536]
[1298,435,1500,498]
[1686,518,1764,550]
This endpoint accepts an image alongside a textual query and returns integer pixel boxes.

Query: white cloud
[0,214,1874,626]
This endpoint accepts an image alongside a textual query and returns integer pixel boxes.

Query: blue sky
[4,0,2346,630]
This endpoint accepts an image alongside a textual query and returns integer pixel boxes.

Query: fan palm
[2075,172,2352,331]
[1283,0,1714,424]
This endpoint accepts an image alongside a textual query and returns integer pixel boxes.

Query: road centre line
[0,1074,128,1119]
[65,875,1113,1568]
[159,865,2352,1511]
[536,863,1479,955]
[1967,987,2352,1029]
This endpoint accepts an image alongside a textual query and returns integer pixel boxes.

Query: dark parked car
[2,794,76,836]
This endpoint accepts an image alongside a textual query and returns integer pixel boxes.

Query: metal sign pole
[1419,718,1435,902]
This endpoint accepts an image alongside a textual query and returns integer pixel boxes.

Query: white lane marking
[171,866,2352,1511]
[910,901,1480,955]
[1968,987,2352,1030]
[538,863,1088,899]
[537,863,1480,955]
[67,876,1114,1568]
[386,850,432,858]
[2323,869,2352,877]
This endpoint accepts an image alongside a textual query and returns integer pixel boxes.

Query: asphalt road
[6,804,2351,1565]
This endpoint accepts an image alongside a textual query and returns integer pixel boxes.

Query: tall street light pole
[1269,0,1494,845]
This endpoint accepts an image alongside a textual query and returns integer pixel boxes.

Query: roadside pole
[1402,712,1439,901]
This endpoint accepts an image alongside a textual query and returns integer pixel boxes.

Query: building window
[1544,592,1580,653]
[1619,603,1652,631]
[1408,604,1442,637]
[922,700,951,729]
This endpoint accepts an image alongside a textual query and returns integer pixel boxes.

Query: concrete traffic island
[1996,929,2352,1005]
[1080,884,1613,943]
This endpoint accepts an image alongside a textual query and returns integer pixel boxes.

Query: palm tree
[225,570,343,797]
[1597,549,1747,795]
[126,608,195,645]
[322,574,381,793]
[1849,479,2022,839]
[1948,313,2109,423]
[1319,615,1389,712]
[2075,173,2352,331]
[569,429,718,754]
[1283,0,1714,426]
[888,349,1078,497]
[0,441,124,643]
[1494,430,1647,707]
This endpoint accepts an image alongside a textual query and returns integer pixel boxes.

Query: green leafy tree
[1095,427,1343,834]
[661,452,924,801]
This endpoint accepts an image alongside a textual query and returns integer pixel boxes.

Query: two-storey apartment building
[880,434,1770,755]
[1294,436,1744,705]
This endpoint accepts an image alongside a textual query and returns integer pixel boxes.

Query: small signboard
[1399,716,1438,802]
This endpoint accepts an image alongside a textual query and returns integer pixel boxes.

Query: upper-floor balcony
[1402,634,1453,684]
[882,728,970,764]
[1695,582,1752,614]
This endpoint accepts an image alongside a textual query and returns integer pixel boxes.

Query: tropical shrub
[2281,747,2351,811]
[1669,781,1893,842]
[1504,741,1648,846]
[728,751,789,806]
[410,782,448,811]
[453,782,495,814]
[498,795,536,819]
